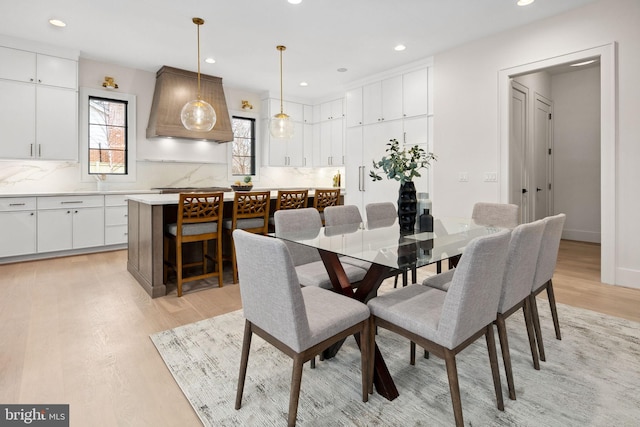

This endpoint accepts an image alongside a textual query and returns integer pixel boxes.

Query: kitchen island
[126,189,343,298]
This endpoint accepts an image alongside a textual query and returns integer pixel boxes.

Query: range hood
[146,66,234,142]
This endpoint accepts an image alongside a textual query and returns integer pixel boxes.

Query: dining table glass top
[272,217,504,271]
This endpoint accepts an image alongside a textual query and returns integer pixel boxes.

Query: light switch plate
[484,172,498,182]
[459,172,469,182]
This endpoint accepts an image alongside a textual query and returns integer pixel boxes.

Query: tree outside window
[231,116,256,176]
[88,96,128,175]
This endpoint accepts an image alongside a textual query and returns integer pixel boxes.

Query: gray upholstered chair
[492,220,545,399]
[274,208,367,289]
[368,230,511,427]
[364,202,408,287]
[530,213,566,362]
[233,230,371,427]
[472,202,520,228]
[365,202,397,229]
[323,205,373,271]
[447,202,520,270]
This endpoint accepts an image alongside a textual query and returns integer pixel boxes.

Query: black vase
[397,181,417,234]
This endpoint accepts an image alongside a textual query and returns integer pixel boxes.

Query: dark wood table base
[318,251,400,401]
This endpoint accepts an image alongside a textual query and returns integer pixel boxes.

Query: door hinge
[548,148,552,155]
[548,113,552,120]
[548,183,552,190]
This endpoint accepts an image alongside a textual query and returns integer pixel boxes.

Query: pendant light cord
[277,45,286,115]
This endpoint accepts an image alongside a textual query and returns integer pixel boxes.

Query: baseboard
[616,267,640,289]
[562,229,601,243]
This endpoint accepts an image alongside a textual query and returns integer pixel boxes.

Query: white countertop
[126,188,345,205]
[0,190,160,198]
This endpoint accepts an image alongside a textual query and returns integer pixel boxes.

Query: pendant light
[269,45,294,139]
[181,17,216,132]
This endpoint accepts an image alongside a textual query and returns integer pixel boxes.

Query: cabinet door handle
[61,201,83,204]
[38,144,41,157]
[9,203,26,206]
[30,144,33,157]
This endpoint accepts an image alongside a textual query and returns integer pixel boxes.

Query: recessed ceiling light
[394,44,406,51]
[337,68,348,73]
[299,81,308,87]
[517,0,535,6]
[204,57,216,64]
[288,0,302,4]
[49,19,66,27]
[570,60,597,67]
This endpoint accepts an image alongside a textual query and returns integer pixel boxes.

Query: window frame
[80,87,137,183]
[227,109,260,182]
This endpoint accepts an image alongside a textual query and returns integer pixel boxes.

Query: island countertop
[125,188,345,205]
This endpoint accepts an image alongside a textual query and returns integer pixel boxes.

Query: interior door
[533,95,553,220]
[510,80,529,223]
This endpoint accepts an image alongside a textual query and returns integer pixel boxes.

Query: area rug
[150,298,640,426]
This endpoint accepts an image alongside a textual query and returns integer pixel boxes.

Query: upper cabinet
[362,75,403,125]
[402,68,430,118]
[345,87,363,128]
[0,45,78,161]
[350,66,433,129]
[262,98,313,167]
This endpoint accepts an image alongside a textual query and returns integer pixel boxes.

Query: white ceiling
[0,0,597,102]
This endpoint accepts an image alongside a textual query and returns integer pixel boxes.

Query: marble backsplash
[0,160,344,194]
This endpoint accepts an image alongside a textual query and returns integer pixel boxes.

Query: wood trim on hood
[146,66,233,142]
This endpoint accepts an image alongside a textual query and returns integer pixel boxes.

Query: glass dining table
[272,217,503,401]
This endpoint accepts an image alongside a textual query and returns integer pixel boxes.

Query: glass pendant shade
[181,98,216,131]
[270,112,294,139]
[181,17,216,132]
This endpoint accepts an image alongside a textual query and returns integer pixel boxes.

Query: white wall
[432,0,640,288]
[552,66,601,243]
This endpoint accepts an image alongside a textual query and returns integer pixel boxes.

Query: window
[80,87,136,183]
[231,116,256,176]
[88,96,128,175]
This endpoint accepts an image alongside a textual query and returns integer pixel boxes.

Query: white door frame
[498,43,616,285]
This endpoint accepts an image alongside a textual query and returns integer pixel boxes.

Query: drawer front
[38,195,104,209]
[105,206,128,226]
[0,197,37,211]
[105,225,128,245]
[105,194,128,207]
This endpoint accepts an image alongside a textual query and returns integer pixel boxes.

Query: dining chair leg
[410,341,416,365]
[217,237,224,287]
[529,294,546,362]
[231,237,239,284]
[495,314,516,400]
[202,240,208,277]
[288,355,304,427]
[368,317,375,395]
[163,237,169,284]
[485,325,505,411]
[444,349,464,427]
[546,280,562,340]
[360,321,370,402]
[176,240,184,297]
[523,297,540,370]
[235,320,253,410]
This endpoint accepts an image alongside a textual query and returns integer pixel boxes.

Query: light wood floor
[0,240,638,426]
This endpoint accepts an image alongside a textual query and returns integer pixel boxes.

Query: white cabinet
[0,197,37,258]
[315,98,344,166]
[37,195,104,253]
[345,87,363,127]
[0,46,78,160]
[345,120,404,214]
[263,98,311,167]
[105,195,129,245]
[318,118,344,166]
[402,68,430,118]
[362,75,403,125]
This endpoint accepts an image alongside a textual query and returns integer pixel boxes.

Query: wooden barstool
[223,191,271,283]
[269,189,309,232]
[313,188,340,225]
[163,192,224,297]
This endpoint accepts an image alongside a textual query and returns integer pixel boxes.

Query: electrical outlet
[484,172,497,182]
[459,172,469,182]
